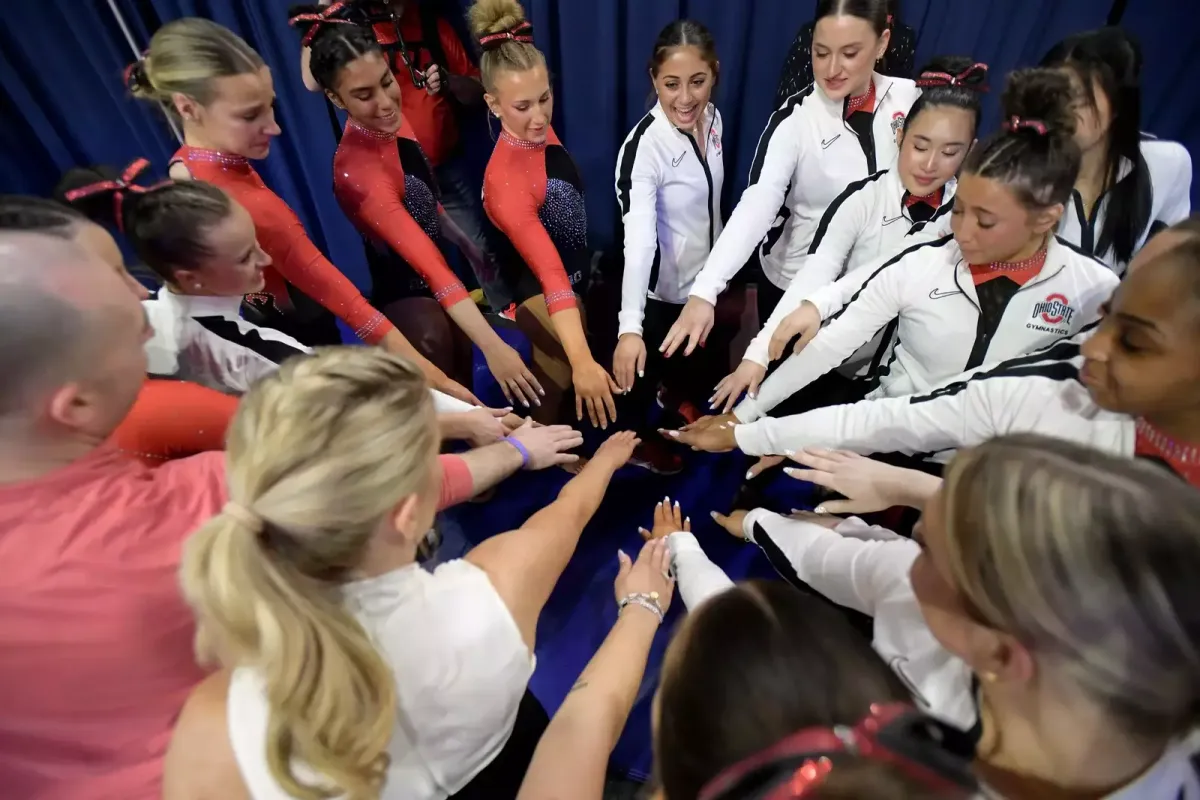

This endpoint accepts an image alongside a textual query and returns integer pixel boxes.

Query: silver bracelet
[618,592,664,624]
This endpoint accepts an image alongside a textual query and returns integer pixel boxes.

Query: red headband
[290,0,355,46]
[697,704,972,800]
[915,62,989,91]
[62,158,171,234]
[479,21,535,51]
[1003,115,1049,136]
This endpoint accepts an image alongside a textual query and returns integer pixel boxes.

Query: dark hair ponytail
[1042,27,1149,266]
[961,68,1080,210]
[55,164,232,285]
[649,19,720,86]
[907,56,988,137]
[289,3,384,92]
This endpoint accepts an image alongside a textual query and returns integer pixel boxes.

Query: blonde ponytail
[468,0,546,94]
[135,18,263,117]
[181,347,439,799]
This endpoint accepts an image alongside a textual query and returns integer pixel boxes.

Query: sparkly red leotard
[173,146,393,344]
[483,126,588,315]
[333,118,468,309]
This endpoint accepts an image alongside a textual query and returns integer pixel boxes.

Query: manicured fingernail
[745,470,754,480]
[709,510,719,519]
[749,392,757,398]
[685,516,690,526]
[784,467,797,476]
[668,431,679,438]
[539,387,546,395]
[638,370,644,377]
[664,495,670,504]
[784,450,796,457]
[618,549,627,559]
[815,506,827,514]
[674,500,679,509]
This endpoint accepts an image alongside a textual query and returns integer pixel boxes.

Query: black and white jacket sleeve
[615,116,663,337]
[743,175,882,366]
[689,109,802,304]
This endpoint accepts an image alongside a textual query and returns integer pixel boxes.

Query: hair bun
[1001,67,1077,140]
[468,0,527,39]
[123,56,153,97]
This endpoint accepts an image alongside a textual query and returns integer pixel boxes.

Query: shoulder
[775,84,818,119]
[363,561,529,685]
[155,452,228,506]
[1139,136,1193,187]
[619,111,659,154]
[1054,235,1116,278]
[881,75,921,105]
[836,170,891,205]
[886,233,958,269]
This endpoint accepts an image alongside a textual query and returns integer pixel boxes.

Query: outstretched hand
[592,430,640,470]
[660,296,715,358]
[783,448,935,514]
[507,419,584,470]
[660,414,738,453]
[639,496,690,541]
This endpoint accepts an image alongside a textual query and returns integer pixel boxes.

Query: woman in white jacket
[670,216,1200,490]
[659,0,920,359]
[730,68,1120,426]
[711,56,989,413]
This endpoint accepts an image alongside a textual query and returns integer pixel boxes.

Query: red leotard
[483,127,588,315]
[333,118,468,309]
[173,146,394,345]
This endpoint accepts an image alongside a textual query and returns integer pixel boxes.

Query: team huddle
[1,0,1198,797]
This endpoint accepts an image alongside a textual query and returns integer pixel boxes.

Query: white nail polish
[745,470,754,480]
[815,506,827,514]
[784,450,796,457]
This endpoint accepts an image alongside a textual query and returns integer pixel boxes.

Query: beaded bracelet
[618,591,664,624]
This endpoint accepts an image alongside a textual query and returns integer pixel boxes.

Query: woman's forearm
[549,307,596,368]
[517,609,660,800]
[445,297,510,355]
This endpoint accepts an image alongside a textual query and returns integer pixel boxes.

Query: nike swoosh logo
[882,214,905,226]
[929,288,958,300]
[672,153,686,167]
[821,135,841,149]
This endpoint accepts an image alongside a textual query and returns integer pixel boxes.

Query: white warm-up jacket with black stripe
[743,168,956,367]
[734,235,1119,422]
[731,337,1139,460]
[667,512,975,729]
[615,103,725,336]
[689,74,921,304]
[143,290,474,412]
[1059,137,1193,276]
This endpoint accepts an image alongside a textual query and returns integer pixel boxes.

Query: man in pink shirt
[0,229,227,800]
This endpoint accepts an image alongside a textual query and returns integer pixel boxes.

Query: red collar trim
[844,80,877,118]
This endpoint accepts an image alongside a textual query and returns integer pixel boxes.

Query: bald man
[0,231,225,800]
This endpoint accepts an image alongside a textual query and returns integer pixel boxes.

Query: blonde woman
[915,435,1200,797]
[161,348,639,799]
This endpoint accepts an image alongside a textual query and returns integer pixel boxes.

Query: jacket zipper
[683,112,717,249]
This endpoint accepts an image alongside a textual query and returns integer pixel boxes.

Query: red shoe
[629,438,685,475]
[676,400,704,425]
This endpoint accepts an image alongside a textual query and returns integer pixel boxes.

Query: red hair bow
[1003,115,1049,136]
[915,62,990,92]
[62,158,171,233]
[479,21,535,51]
[289,0,355,46]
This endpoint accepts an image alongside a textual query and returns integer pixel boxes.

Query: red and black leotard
[483,126,588,315]
[333,118,468,310]
[173,146,394,345]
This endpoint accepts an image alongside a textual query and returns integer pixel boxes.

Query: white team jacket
[666,512,974,729]
[1058,137,1193,276]
[735,235,1120,422]
[615,103,725,336]
[744,167,956,367]
[733,342,1138,459]
[143,290,473,412]
[690,73,922,303]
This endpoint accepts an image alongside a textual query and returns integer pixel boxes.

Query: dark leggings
[381,297,474,387]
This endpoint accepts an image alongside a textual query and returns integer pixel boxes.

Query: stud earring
[981,671,999,683]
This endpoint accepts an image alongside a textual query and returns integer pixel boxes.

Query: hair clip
[289,0,356,46]
[479,21,535,51]
[1003,115,1049,136]
[916,62,989,92]
[122,51,150,90]
[62,158,171,233]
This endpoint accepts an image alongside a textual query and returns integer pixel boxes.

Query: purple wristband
[504,436,531,469]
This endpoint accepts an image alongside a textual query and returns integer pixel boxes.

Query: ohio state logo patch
[1032,294,1075,325]
[891,111,907,146]
[710,128,722,155]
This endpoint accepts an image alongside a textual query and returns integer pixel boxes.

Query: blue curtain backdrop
[2,0,1197,296]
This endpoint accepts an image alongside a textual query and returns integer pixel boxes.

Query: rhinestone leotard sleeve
[333,121,469,308]
[177,147,394,345]
[482,128,579,315]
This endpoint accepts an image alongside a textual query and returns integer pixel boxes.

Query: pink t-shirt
[0,446,227,800]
